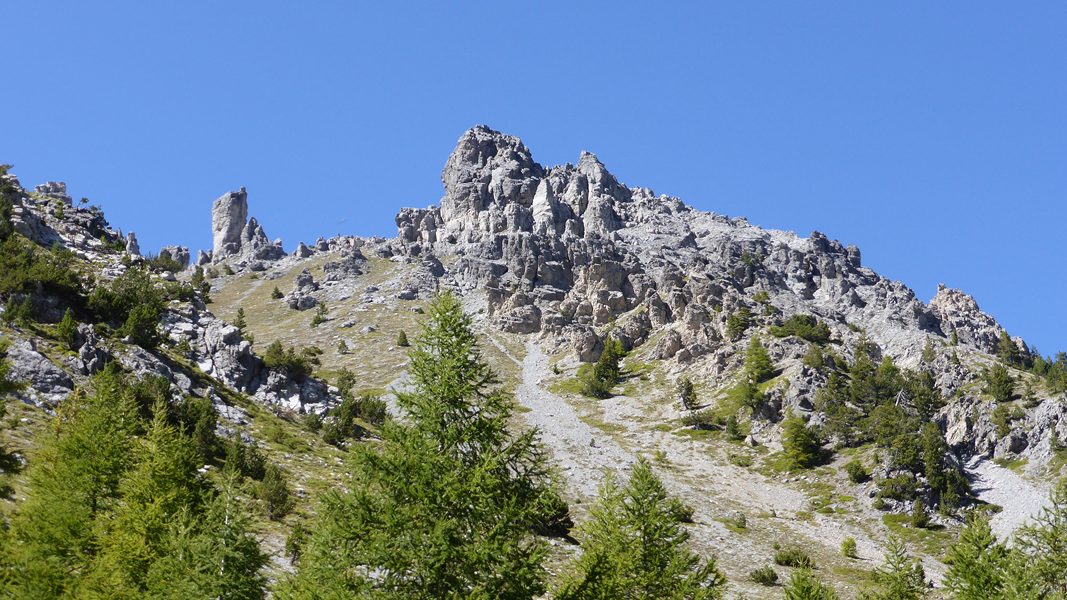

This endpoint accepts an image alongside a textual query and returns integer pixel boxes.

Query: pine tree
[281,291,565,599]
[782,411,822,469]
[256,463,294,520]
[397,330,409,347]
[6,369,139,597]
[594,337,625,385]
[865,537,926,599]
[234,307,247,333]
[743,336,774,383]
[983,363,1015,402]
[271,286,283,299]
[677,376,697,410]
[555,458,726,600]
[997,330,1021,366]
[944,515,1008,599]
[83,401,207,595]
[783,568,838,600]
[1014,478,1067,596]
[56,307,78,350]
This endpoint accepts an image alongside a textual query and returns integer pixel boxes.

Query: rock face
[210,187,286,270]
[392,125,973,368]
[125,233,141,256]
[212,188,249,259]
[929,284,1005,355]
[159,245,190,269]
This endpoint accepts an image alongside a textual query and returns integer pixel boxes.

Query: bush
[844,460,870,484]
[677,376,696,410]
[56,308,79,350]
[224,435,267,480]
[724,414,743,440]
[310,302,328,327]
[262,341,317,381]
[121,302,163,348]
[782,412,822,469]
[750,565,779,586]
[910,499,930,529]
[0,235,82,299]
[271,286,284,299]
[774,546,814,569]
[726,307,753,341]
[769,314,831,344]
[983,363,1015,402]
[841,537,857,558]
[681,409,720,430]
[257,463,295,520]
[743,337,775,383]
[877,474,919,502]
[397,330,409,347]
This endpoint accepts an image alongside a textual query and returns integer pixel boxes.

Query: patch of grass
[994,456,1029,472]
[882,514,955,558]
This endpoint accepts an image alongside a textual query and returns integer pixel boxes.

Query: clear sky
[4,2,1065,354]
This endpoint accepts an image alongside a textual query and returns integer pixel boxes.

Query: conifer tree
[56,307,78,350]
[555,458,726,600]
[281,292,565,599]
[83,401,207,595]
[5,368,139,597]
[865,537,926,600]
[783,568,838,600]
[677,376,697,410]
[743,336,774,383]
[1014,478,1067,596]
[944,515,1008,599]
[257,463,294,520]
[782,411,822,469]
[234,307,247,333]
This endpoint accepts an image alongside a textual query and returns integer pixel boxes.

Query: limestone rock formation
[209,187,286,270]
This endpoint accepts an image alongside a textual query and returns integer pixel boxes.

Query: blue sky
[4,2,1066,353]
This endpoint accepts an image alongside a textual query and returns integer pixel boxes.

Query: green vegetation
[844,459,869,483]
[840,536,857,558]
[783,569,837,600]
[864,537,926,600]
[555,458,726,600]
[396,329,409,347]
[0,368,265,597]
[320,368,387,446]
[769,314,831,344]
[677,375,697,410]
[982,362,1015,402]
[774,546,814,568]
[270,285,284,299]
[578,337,625,398]
[743,336,775,383]
[782,412,823,469]
[88,266,165,348]
[310,301,328,327]
[280,292,568,598]
[262,340,320,380]
[725,307,753,341]
[55,307,78,350]
[750,565,779,586]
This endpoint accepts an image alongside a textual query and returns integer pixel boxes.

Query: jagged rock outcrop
[210,187,285,270]
[929,284,1006,355]
[4,337,74,407]
[159,245,190,269]
[125,233,141,256]
[286,269,320,310]
[212,188,249,259]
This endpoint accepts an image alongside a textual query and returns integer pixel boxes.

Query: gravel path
[966,456,1051,541]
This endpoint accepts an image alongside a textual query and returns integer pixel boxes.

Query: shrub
[724,414,743,440]
[803,344,826,370]
[224,435,267,480]
[910,499,930,529]
[769,314,831,344]
[782,412,822,469]
[774,546,814,569]
[841,537,857,558]
[271,286,284,299]
[397,330,409,347]
[257,463,294,520]
[55,308,79,349]
[982,363,1015,402]
[844,460,870,484]
[121,302,162,348]
[310,302,328,327]
[743,336,775,383]
[726,307,753,341]
[877,474,919,502]
[681,409,720,430]
[750,565,779,586]
[262,341,317,380]
[677,376,696,410]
